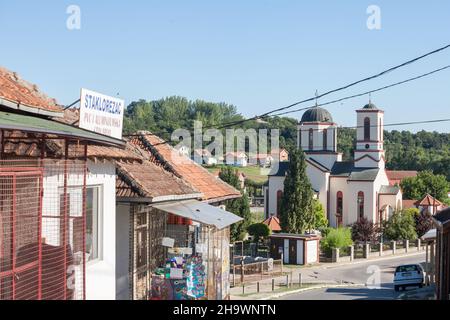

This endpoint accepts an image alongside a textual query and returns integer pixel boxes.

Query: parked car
[394,264,424,291]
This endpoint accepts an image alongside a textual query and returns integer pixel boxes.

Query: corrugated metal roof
[152,200,243,230]
[0,111,125,148]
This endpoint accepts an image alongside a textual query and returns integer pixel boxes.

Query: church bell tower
[354,102,385,169]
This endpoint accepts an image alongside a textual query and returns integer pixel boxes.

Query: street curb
[234,283,366,301]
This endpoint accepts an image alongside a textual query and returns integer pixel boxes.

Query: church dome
[301,107,333,123]
[363,103,378,110]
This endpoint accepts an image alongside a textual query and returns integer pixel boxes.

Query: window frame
[85,185,103,264]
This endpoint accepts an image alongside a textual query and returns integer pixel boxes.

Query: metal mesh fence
[0,158,87,300]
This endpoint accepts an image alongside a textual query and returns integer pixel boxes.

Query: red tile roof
[0,66,63,115]
[130,132,241,202]
[415,194,444,207]
[402,200,418,209]
[116,161,201,200]
[386,170,418,182]
[262,216,282,232]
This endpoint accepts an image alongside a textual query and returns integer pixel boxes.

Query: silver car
[394,264,424,291]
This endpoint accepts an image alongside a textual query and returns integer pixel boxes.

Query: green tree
[279,149,315,234]
[312,199,328,230]
[219,167,251,241]
[382,210,418,241]
[400,171,449,202]
[247,223,271,243]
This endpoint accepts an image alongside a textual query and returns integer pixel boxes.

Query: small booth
[269,233,320,265]
[127,199,242,300]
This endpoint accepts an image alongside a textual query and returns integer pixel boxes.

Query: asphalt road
[279,253,426,300]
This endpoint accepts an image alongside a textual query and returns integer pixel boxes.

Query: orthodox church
[264,102,403,228]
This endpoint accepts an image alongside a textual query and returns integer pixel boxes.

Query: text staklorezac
[84,94,123,115]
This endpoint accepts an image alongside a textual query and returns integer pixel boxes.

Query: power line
[212,63,450,129]
[149,117,450,147]
[206,44,450,129]
[262,43,450,116]
[271,65,450,117]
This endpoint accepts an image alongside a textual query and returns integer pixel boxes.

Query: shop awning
[0,110,125,148]
[152,200,243,230]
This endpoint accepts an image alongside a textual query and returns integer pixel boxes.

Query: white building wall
[84,161,117,300]
[305,164,329,218]
[41,160,117,300]
[329,177,349,227]
[116,203,131,300]
[267,176,285,217]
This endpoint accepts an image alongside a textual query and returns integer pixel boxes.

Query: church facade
[264,103,403,228]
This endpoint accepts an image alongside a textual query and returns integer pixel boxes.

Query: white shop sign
[79,88,124,139]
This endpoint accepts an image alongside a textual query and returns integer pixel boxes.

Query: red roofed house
[386,170,418,186]
[271,148,289,162]
[415,194,446,215]
[403,194,446,216]
[262,216,282,232]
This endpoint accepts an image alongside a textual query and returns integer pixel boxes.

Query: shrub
[247,223,271,243]
[415,211,433,238]
[351,217,380,243]
[382,210,418,241]
[321,227,353,255]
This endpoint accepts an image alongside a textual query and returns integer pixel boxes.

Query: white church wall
[347,180,377,224]
[328,177,349,227]
[267,176,286,217]
[305,164,329,219]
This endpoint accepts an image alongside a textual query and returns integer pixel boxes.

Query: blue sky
[0,1,449,132]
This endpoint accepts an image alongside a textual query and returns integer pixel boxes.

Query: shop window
[86,186,101,261]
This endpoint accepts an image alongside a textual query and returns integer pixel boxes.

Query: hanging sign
[79,88,124,139]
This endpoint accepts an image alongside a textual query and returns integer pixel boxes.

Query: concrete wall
[85,161,117,300]
[116,203,131,300]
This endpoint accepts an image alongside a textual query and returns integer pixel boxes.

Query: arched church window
[323,129,328,151]
[337,191,343,227]
[277,190,283,217]
[364,117,370,141]
[309,129,313,150]
[357,191,364,220]
[337,192,343,215]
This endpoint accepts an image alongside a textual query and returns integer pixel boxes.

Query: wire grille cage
[0,157,87,300]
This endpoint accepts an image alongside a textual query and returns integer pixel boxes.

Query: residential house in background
[386,170,418,186]
[193,148,217,166]
[249,153,274,168]
[271,148,289,162]
[174,145,190,158]
[225,151,248,167]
